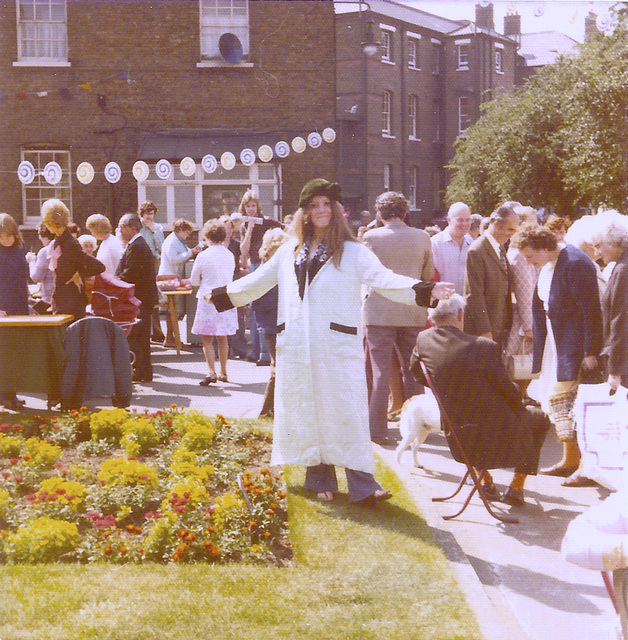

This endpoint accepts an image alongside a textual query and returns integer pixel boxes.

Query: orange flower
[102,545,113,556]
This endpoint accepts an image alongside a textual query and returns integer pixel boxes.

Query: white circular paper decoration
[596,11,616,33]
[307,132,322,149]
[533,3,545,17]
[17,161,35,185]
[155,159,172,180]
[291,137,307,153]
[258,145,273,162]
[43,162,62,185]
[220,152,236,171]
[180,157,196,177]
[76,162,95,185]
[322,127,336,143]
[201,154,217,173]
[104,162,121,184]
[240,148,256,167]
[132,161,149,182]
[275,141,290,158]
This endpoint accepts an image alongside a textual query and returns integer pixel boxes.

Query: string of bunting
[15,128,337,185]
[0,69,130,102]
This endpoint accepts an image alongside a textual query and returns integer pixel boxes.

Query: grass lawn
[0,458,482,640]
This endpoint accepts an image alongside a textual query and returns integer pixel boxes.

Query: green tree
[446,5,628,217]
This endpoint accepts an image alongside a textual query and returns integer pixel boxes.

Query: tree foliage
[446,5,628,217]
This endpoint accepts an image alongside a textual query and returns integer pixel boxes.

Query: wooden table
[0,314,73,408]
[161,289,192,355]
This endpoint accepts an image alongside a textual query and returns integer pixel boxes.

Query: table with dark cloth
[0,315,72,406]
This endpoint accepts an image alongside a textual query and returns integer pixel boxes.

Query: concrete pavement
[13,339,619,640]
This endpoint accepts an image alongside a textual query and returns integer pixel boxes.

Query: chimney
[584,11,600,42]
[475,3,494,32]
[503,12,521,37]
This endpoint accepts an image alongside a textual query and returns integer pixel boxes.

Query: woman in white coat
[211,179,454,504]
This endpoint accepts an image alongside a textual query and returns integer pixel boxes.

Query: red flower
[8,458,18,465]
[143,511,163,520]
[12,475,23,483]
[11,424,22,432]
[1,471,10,479]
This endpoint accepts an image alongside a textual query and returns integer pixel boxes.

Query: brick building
[336,0,518,225]
[0,0,337,233]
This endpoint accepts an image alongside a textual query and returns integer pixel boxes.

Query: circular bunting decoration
[132,161,149,182]
[76,162,95,185]
[322,127,336,143]
[220,152,236,171]
[43,162,62,185]
[596,11,616,33]
[17,161,35,185]
[201,154,217,173]
[291,137,306,153]
[240,148,256,167]
[258,145,273,162]
[533,3,545,17]
[307,132,322,149]
[155,159,172,180]
[275,141,290,159]
[104,162,121,184]
[180,157,196,177]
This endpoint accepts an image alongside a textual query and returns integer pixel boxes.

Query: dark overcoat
[601,248,628,379]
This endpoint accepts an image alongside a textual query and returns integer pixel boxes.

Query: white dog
[395,389,441,466]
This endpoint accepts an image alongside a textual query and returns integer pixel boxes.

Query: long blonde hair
[292,199,355,267]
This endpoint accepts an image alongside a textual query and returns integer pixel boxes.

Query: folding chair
[419,360,518,524]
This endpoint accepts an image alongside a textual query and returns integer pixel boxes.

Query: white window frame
[409,166,418,209]
[380,25,395,64]
[456,39,470,71]
[14,0,70,67]
[382,90,392,136]
[408,94,419,140]
[20,148,72,227]
[407,33,421,69]
[198,0,252,68]
[458,96,471,135]
[495,43,504,73]
[383,164,392,191]
[137,163,280,231]
[431,39,442,75]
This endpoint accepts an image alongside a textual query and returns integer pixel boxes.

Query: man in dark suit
[363,191,435,444]
[463,205,519,353]
[410,294,550,507]
[117,213,159,382]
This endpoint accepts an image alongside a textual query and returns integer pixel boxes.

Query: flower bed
[0,407,289,564]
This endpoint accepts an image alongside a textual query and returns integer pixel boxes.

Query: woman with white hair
[591,211,628,392]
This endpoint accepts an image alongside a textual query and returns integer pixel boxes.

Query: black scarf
[294,241,330,300]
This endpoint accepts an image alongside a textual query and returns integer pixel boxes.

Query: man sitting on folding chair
[409,294,550,507]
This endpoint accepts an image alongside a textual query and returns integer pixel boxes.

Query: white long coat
[226,238,424,474]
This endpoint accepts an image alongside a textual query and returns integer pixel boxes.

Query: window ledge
[495,70,504,75]
[408,65,421,71]
[381,133,396,139]
[13,59,71,67]
[456,66,469,71]
[408,136,421,142]
[196,61,254,69]
[381,59,396,66]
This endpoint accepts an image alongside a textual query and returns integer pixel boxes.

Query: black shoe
[133,374,153,383]
[501,486,525,507]
[480,481,501,502]
[199,374,217,386]
[358,489,392,507]
[256,359,271,366]
[151,334,166,343]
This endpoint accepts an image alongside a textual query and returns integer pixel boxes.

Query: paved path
[14,341,618,640]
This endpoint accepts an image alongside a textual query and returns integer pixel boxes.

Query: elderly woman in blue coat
[211,179,454,505]
[517,225,603,477]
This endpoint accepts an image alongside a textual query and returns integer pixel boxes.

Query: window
[408,94,418,139]
[458,96,471,135]
[16,0,68,64]
[495,44,504,73]
[407,36,420,69]
[409,166,418,209]
[433,102,441,142]
[382,91,392,135]
[381,29,393,63]
[383,164,392,191]
[432,42,442,74]
[456,40,470,70]
[21,148,72,224]
[199,0,249,65]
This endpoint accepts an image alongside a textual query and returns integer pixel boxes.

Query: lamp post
[335,1,380,213]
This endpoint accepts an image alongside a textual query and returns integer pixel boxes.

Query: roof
[336,0,464,35]
[518,31,579,67]
[447,22,516,44]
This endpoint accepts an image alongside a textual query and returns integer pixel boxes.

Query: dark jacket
[411,325,539,470]
[532,244,603,381]
[0,244,29,315]
[116,235,159,310]
[61,316,133,410]
[52,228,105,318]
[601,248,628,379]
